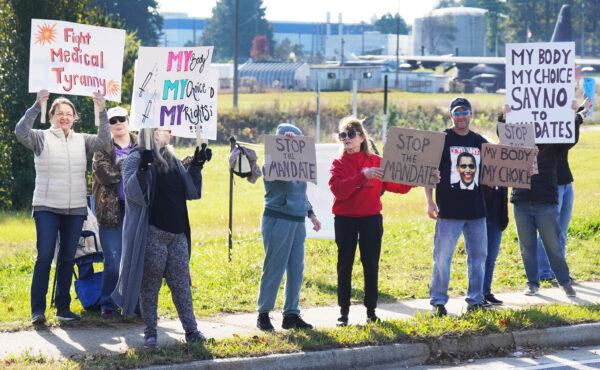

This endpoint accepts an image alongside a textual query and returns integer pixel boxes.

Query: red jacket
[329,151,412,217]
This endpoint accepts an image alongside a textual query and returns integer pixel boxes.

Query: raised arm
[14,91,48,155]
[83,92,111,153]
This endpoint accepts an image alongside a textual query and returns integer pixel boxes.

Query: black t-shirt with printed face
[435,128,488,220]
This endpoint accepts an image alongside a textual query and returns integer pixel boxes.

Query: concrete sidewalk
[1,281,600,360]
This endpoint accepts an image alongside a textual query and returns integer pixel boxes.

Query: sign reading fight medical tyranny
[29,19,125,101]
[264,135,317,184]
[381,128,445,187]
[506,42,576,143]
[130,46,217,140]
[480,143,535,189]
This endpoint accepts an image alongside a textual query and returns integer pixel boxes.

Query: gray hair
[137,128,176,174]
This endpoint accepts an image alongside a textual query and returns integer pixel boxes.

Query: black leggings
[335,214,383,310]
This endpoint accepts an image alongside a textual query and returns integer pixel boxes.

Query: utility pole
[341,38,345,65]
[233,0,240,110]
[581,1,585,56]
[395,13,400,89]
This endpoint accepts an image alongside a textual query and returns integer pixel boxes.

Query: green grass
[4,304,600,369]
[0,128,599,331]
[216,90,506,112]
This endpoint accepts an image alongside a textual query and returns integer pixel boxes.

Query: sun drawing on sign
[107,80,120,97]
[34,23,57,46]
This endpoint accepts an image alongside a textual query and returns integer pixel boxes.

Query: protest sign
[306,144,339,240]
[29,19,125,102]
[480,143,535,189]
[381,128,445,187]
[505,42,576,144]
[583,77,595,116]
[497,122,538,174]
[130,46,217,141]
[264,135,317,184]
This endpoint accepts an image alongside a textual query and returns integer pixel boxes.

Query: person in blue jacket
[256,123,321,331]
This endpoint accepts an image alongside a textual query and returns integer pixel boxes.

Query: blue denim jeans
[514,202,571,286]
[430,217,487,306]
[99,222,123,311]
[536,183,574,279]
[483,221,503,296]
[257,215,306,316]
[31,211,86,315]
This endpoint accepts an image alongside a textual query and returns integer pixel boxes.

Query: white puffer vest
[32,128,87,209]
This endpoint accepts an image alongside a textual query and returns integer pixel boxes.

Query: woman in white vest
[15,89,110,325]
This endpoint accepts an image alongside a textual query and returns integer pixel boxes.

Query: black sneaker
[484,293,503,306]
[366,308,380,323]
[282,314,313,330]
[337,315,349,327]
[467,303,485,313]
[144,335,157,348]
[185,331,206,343]
[56,310,80,322]
[257,312,274,332]
[433,304,447,317]
[31,313,46,325]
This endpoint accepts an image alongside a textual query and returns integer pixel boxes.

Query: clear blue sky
[157,0,440,25]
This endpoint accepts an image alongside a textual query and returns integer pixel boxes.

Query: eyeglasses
[452,110,471,117]
[109,116,127,125]
[459,164,476,169]
[338,129,359,140]
[55,112,74,118]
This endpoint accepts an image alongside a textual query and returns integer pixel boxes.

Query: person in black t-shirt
[425,97,488,317]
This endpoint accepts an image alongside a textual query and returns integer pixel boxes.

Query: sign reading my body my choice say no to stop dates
[506,42,576,144]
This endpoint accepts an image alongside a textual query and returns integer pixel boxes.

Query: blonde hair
[138,128,176,174]
[338,116,373,156]
[48,97,79,122]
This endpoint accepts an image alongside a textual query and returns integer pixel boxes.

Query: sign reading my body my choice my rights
[131,46,217,140]
[506,42,576,143]
[264,135,317,184]
[29,19,125,101]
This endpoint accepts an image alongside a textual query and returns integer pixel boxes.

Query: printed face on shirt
[449,146,480,190]
[456,153,476,187]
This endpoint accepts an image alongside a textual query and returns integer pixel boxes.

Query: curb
[139,322,600,370]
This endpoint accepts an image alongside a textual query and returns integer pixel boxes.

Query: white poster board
[29,19,125,102]
[306,144,339,240]
[130,46,217,140]
[505,42,576,143]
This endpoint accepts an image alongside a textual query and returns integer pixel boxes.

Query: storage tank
[413,7,487,56]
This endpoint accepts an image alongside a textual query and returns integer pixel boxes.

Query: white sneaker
[524,285,539,296]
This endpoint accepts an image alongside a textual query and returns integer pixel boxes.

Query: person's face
[109,116,129,138]
[451,106,471,131]
[339,127,364,153]
[50,103,75,133]
[457,155,476,185]
[154,128,172,147]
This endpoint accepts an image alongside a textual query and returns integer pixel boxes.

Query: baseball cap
[450,97,471,112]
[107,106,128,119]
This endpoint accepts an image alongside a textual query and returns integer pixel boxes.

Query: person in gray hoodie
[112,127,211,348]
[257,123,321,331]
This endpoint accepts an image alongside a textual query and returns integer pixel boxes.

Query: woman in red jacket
[329,116,438,326]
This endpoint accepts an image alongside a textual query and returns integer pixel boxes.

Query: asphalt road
[380,345,600,369]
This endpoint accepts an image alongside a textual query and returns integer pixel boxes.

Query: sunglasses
[459,164,476,169]
[338,129,359,140]
[452,110,471,117]
[109,116,127,125]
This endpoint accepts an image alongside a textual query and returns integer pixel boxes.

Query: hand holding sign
[362,167,384,179]
[36,90,49,123]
